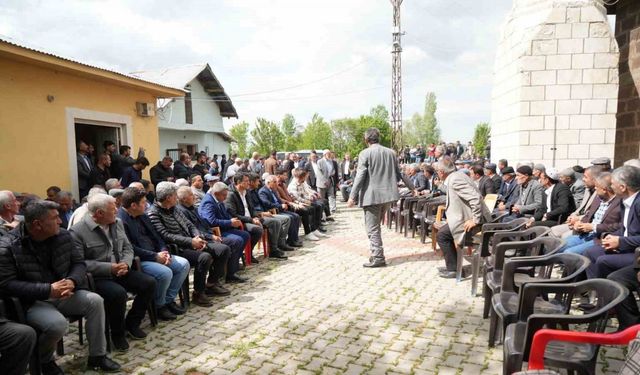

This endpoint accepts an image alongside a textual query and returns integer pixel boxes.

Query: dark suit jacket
[500,180,519,207]
[612,194,640,253]
[412,173,429,192]
[305,163,317,190]
[258,186,283,212]
[173,162,194,180]
[581,196,622,234]
[77,152,92,191]
[535,183,576,223]
[117,208,167,262]
[477,176,495,197]
[224,187,257,224]
[490,174,502,194]
[198,193,234,230]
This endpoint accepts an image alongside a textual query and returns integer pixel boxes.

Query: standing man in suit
[317,151,337,213]
[435,159,492,278]
[77,140,93,199]
[339,153,354,181]
[347,128,414,268]
[584,165,640,279]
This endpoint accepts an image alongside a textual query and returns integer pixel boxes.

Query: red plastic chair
[239,222,269,266]
[527,324,640,370]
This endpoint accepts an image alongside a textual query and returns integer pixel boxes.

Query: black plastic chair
[401,196,424,237]
[410,196,433,239]
[488,252,590,347]
[483,227,552,319]
[168,244,190,309]
[502,278,628,375]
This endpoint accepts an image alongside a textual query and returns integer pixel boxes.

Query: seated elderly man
[550,166,599,239]
[559,168,586,209]
[117,188,190,321]
[501,166,544,221]
[190,174,206,208]
[245,173,295,251]
[66,187,107,229]
[225,173,289,259]
[1,199,120,372]
[274,168,322,241]
[259,174,304,248]
[71,194,156,352]
[148,182,230,306]
[530,168,575,227]
[583,165,640,280]
[55,191,76,229]
[0,190,22,237]
[288,168,331,237]
[559,172,621,254]
[496,167,520,212]
[175,186,246,283]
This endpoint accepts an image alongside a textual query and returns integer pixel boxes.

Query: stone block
[589,144,615,159]
[529,130,555,145]
[590,23,611,38]
[571,84,593,99]
[608,68,619,84]
[519,145,544,160]
[521,86,545,101]
[520,116,545,130]
[591,114,616,129]
[568,144,590,156]
[605,129,616,143]
[556,23,572,39]
[533,40,558,55]
[531,70,557,85]
[531,100,555,115]
[607,99,617,114]
[556,100,581,115]
[580,6,604,23]
[521,56,546,71]
[558,38,584,54]
[548,7,567,23]
[579,129,605,144]
[520,102,530,116]
[519,131,530,145]
[572,53,594,69]
[558,70,583,84]
[594,53,619,68]
[584,38,612,53]
[572,23,589,38]
[592,84,618,99]
[581,99,608,114]
[582,69,609,84]
[545,115,569,130]
[547,54,571,70]
[544,144,568,161]
[566,7,581,24]
[569,114,591,129]
[538,24,556,39]
[546,85,570,100]
[557,130,581,144]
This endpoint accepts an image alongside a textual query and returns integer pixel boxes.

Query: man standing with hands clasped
[347,128,414,268]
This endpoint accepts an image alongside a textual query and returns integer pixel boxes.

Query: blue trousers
[584,245,636,279]
[141,255,190,307]
[561,233,595,255]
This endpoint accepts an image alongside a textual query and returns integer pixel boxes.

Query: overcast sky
[0,0,512,142]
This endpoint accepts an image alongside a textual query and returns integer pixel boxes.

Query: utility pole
[390,0,404,151]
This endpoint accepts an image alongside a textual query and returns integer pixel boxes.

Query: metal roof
[131,63,238,118]
[0,36,185,96]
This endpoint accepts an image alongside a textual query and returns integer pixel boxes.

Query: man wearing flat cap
[496,166,520,213]
[559,168,586,209]
[591,157,612,171]
[484,163,502,193]
[503,165,544,221]
[533,163,545,180]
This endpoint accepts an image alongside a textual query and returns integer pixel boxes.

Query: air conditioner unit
[136,102,155,117]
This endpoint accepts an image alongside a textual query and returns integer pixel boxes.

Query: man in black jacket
[149,156,175,186]
[173,153,194,180]
[117,188,190,320]
[484,163,502,195]
[225,173,288,259]
[469,164,495,197]
[0,200,120,373]
[532,168,576,227]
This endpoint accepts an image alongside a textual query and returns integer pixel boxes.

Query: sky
[0,0,513,142]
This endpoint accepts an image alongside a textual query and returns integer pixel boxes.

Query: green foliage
[300,113,333,151]
[228,121,250,158]
[250,118,284,156]
[473,122,491,158]
[281,114,302,152]
[403,92,441,147]
[331,105,392,158]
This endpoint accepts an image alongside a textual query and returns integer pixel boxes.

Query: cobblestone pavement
[58,203,625,374]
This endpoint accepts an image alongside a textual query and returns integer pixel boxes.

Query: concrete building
[491,0,619,169]
[0,37,183,198]
[131,64,237,160]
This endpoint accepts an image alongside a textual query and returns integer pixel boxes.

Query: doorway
[75,123,121,160]
[177,143,197,156]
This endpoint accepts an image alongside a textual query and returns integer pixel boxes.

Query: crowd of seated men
[0,148,342,374]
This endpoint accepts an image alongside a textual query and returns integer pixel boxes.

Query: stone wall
[491,0,619,169]
[614,0,640,165]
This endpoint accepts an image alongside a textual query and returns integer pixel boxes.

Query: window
[185,92,193,124]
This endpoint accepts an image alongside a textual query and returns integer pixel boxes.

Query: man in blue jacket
[117,188,189,321]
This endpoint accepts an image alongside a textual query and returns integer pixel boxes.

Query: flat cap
[516,165,533,176]
[484,163,497,172]
[501,166,515,175]
[533,163,546,172]
[108,188,124,197]
[591,157,611,166]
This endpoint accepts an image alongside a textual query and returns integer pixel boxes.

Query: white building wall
[156,77,229,158]
[490,0,618,169]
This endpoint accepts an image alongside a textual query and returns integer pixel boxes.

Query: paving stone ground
[58,203,625,374]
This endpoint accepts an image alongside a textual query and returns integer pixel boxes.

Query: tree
[300,113,333,150]
[281,114,301,152]
[331,105,393,158]
[402,92,441,147]
[250,118,284,156]
[228,121,250,158]
[472,122,491,158]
